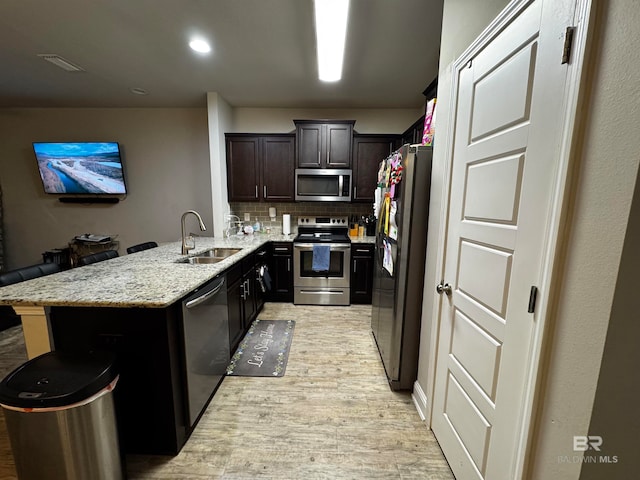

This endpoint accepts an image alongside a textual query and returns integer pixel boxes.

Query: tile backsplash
[229,202,372,234]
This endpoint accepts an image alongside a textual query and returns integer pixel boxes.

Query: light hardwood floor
[0,304,453,479]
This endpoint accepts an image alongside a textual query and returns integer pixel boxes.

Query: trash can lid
[0,350,117,409]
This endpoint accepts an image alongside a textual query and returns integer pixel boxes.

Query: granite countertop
[349,235,376,244]
[0,233,293,309]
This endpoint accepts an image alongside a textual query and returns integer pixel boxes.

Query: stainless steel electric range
[293,216,351,306]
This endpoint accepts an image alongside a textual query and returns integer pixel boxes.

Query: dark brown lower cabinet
[269,242,293,302]
[227,263,245,352]
[241,252,258,328]
[254,247,269,312]
[351,244,375,304]
[49,304,187,456]
[228,250,267,353]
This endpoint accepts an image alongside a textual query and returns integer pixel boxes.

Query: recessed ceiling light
[189,38,211,54]
[314,0,350,82]
[130,87,149,96]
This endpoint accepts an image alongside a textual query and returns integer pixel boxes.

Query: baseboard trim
[412,380,429,422]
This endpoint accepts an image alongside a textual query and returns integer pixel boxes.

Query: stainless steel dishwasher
[181,274,229,428]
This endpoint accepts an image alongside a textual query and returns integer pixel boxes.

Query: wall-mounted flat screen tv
[33,142,127,195]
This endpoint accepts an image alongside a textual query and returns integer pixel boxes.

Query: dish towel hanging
[312,245,330,272]
[257,265,272,293]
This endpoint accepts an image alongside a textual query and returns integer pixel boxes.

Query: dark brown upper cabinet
[294,120,355,168]
[226,134,295,202]
[401,116,426,147]
[352,134,399,203]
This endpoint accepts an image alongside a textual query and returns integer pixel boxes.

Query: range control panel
[297,216,348,227]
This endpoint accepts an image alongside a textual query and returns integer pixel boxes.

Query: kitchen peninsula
[0,233,290,455]
[0,236,283,350]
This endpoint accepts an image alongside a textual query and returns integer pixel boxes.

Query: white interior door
[431,0,588,478]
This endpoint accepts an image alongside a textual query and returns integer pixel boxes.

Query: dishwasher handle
[185,277,225,309]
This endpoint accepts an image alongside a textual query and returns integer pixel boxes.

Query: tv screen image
[33,142,127,195]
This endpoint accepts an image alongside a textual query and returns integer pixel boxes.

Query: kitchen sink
[176,247,242,265]
[182,257,225,264]
[197,248,242,258]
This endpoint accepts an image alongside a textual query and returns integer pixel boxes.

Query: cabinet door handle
[255,185,258,198]
[245,278,250,297]
[353,262,357,273]
[353,186,357,198]
[287,258,291,272]
[318,150,320,165]
[263,185,267,198]
[355,249,370,253]
[274,247,288,252]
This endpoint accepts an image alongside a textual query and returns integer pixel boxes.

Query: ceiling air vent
[37,54,85,72]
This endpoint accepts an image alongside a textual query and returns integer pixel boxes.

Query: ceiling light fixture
[37,54,85,72]
[189,38,211,54]
[314,0,350,82]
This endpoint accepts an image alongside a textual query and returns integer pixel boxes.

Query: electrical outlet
[244,213,251,222]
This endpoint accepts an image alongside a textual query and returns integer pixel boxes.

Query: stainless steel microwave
[295,169,352,202]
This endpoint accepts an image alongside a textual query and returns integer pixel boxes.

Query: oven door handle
[294,243,351,250]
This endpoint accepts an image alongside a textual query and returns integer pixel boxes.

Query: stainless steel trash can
[0,350,124,480]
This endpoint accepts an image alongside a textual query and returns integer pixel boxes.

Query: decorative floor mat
[226,319,295,377]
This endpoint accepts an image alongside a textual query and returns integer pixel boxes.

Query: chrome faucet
[181,210,207,254]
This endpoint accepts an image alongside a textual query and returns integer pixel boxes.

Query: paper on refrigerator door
[383,239,394,275]
[373,187,382,219]
[389,200,398,240]
[384,195,391,235]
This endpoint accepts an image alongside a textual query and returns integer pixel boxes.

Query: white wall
[578,158,640,480]
[231,107,423,134]
[530,1,640,478]
[0,108,211,269]
[207,93,234,237]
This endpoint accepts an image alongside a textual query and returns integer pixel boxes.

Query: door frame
[422,0,594,477]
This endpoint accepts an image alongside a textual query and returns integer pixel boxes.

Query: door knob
[436,282,452,296]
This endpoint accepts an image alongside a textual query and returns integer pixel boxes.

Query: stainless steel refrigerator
[371,144,432,390]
